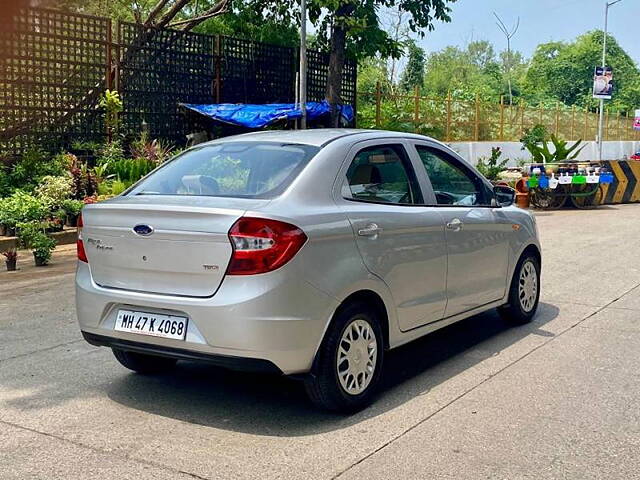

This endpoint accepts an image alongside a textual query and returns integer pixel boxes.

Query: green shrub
[110,180,128,196]
[97,140,125,166]
[61,199,84,218]
[0,191,49,229]
[9,149,67,193]
[35,175,73,210]
[0,167,11,197]
[108,158,155,184]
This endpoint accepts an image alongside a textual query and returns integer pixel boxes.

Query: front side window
[416,146,489,206]
[129,142,319,198]
[343,145,422,205]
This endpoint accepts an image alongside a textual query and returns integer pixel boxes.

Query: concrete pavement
[1,206,639,479]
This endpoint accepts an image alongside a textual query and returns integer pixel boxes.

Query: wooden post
[538,105,543,127]
[413,86,420,133]
[605,109,609,142]
[105,19,113,91]
[114,21,121,92]
[105,18,113,142]
[554,102,560,136]
[446,92,452,142]
[617,111,622,141]
[474,94,480,141]
[375,81,381,128]
[520,101,525,138]
[499,96,505,141]
[584,108,589,141]
[570,106,576,140]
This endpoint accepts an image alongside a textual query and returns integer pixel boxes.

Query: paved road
[1,205,639,479]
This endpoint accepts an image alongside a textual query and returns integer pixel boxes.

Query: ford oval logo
[133,224,154,236]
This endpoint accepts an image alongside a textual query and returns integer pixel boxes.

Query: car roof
[203,129,442,148]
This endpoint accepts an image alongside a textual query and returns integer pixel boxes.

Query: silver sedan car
[76,129,541,412]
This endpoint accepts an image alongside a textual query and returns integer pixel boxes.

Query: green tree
[467,40,496,70]
[423,44,505,101]
[400,40,425,92]
[523,31,640,111]
[306,0,457,125]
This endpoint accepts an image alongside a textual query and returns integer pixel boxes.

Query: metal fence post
[375,81,381,128]
[446,92,452,142]
[413,86,420,133]
[499,95,505,141]
[474,94,480,141]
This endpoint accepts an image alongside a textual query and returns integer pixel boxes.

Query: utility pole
[299,0,308,129]
[598,0,623,160]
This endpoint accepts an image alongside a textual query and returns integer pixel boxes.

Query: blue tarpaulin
[181,101,354,129]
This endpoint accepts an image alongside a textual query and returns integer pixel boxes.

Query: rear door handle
[446,218,463,231]
[358,223,383,237]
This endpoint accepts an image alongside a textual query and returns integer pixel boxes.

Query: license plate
[115,310,188,340]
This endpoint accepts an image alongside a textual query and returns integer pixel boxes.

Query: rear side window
[343,145,423,205]
[129,142,319,198]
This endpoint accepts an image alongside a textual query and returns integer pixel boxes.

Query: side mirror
[494,185,516,207]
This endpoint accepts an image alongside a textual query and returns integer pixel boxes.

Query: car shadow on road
[106,302,559,436]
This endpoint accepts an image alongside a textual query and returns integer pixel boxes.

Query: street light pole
[299,0,308,129]
[598,0,623,160]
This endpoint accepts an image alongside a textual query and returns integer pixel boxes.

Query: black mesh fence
[0,7,357,156]
[0,8,110,155]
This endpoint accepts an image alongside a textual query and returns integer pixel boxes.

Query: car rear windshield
[128,142,320,199]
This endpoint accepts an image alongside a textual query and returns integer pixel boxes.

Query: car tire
[112,348,177,374]
[304,302,384,413]
[498,252,541,325]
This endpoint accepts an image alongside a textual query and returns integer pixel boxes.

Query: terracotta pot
[516,192,530,209]
[515,178,529,194]
[5,258,17,271]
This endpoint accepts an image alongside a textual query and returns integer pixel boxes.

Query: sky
[418,0,639,64]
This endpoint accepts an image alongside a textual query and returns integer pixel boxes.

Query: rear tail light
[227,217,307,275]
[77,213,88,263]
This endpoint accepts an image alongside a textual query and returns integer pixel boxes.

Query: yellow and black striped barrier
[600,160,640,205]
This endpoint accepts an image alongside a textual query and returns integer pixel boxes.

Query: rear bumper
[82,331,282,374]
[76,262,338,375]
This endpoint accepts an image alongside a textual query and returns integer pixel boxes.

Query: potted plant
[61,199,84,227]
[2,249,17,271]
[17,221,56,267]
[32,234,56,266]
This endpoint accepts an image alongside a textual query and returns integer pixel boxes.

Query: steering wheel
[435,191,456,205]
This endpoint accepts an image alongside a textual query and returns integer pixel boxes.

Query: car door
[411,143,511,318]
[335,140,448,331]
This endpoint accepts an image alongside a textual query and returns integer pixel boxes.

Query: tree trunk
[325,4,354,127]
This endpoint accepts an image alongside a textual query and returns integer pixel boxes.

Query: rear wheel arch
[335,290,390,350]
[311,289,390,374]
